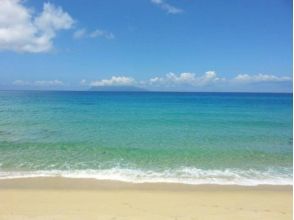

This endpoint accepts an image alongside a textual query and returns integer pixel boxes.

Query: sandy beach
[0,178,291,220]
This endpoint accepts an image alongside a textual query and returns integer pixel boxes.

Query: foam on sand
[0,167,292,186]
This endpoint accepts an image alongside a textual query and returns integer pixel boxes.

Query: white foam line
[0,168,292,186]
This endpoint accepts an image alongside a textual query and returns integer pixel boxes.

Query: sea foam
[0,167,292,186]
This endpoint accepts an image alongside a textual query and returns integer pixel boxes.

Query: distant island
[89,85,147,92]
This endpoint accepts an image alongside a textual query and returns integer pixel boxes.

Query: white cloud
[12,80,30,86]
[233,74,292,83]
[148,72,292,88]
[90,29,115,39]
[13,80,64,87]
[149,71,225,86]
[34,80,64,86]
[151,0,183,14]
[84,72,291,90]
[89,76,135,87]
[10,72,291,92]
[73,28,87,39]
[0,0,74,53]
[80,79,87,85]
[73,28,115,40]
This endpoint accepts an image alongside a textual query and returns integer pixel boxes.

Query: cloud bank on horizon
[12,71,292,92]
[84,72,292,91]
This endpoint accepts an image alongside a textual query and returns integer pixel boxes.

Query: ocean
[0,91,292,185]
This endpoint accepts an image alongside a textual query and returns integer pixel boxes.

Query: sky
[0,0,292,92]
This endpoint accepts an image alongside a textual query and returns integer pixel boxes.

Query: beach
[0,0,292,218]
[0,178,292,220]
[0,92,292,219]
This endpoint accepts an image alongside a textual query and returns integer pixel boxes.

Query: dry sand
[0,178,292,220]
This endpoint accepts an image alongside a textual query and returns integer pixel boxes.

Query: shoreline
[0,177,292,191]
[0,167,292,186]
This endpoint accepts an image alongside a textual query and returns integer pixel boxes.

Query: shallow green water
[0,91,292,185]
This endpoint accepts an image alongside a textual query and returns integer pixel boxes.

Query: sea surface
[0,91,292,185]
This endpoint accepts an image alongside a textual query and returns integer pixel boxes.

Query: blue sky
[0,0,292,92]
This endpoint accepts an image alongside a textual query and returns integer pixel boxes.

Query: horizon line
[0,89,292,94]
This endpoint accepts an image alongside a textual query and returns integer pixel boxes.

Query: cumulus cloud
[0,0,74,53]
[149,71,225,86]
[89,76,135,87]
[13,80,64,87]
[73,28,115,40]
[151,0,183,14]
[83,72,291,90]
[233,74,292,83]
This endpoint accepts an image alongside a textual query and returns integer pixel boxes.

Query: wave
[0,167,292,186]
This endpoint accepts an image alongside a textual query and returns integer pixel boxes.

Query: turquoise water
[0,91,292,185]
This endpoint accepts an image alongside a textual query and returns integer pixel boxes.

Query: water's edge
[0,168,292,186]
